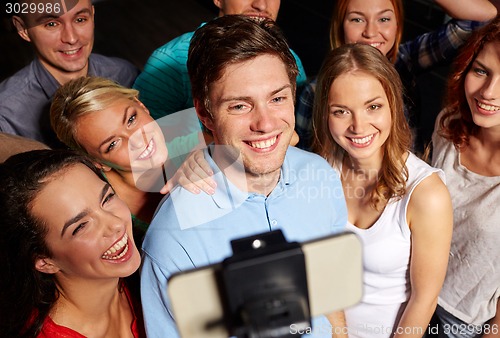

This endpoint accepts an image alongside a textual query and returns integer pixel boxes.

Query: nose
[362,20,377,38]
[349,113,366,134]
[129,127,147,150]
[61,23,78,44]
[251,0,267,11]
[480,76,500,101]
[101,211,124,238]
[250,104,276,133]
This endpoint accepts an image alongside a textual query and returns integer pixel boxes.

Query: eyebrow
[34,8,92,25]
[97,105,133,151]
[218,84,292,104]
[473,60,490,71]
[329,96,382,108]
[347,9,394,16]
[60,183,111,237]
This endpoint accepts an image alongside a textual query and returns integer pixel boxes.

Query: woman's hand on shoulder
[160,149,217,195]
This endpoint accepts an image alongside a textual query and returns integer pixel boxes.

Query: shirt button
[271,219,278,226]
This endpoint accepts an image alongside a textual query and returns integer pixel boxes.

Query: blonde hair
[312,44,411,209]
[50,76,139,152]
[330,0,404,63]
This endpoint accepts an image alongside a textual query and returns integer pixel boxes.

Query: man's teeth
[478,101,500,111]
[62,50,79,55]
[249,136,277,149]
[102,233,129,260]
[350,134,374,145]
[138,139,154,159]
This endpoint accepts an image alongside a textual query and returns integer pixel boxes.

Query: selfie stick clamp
[220,230,311,338]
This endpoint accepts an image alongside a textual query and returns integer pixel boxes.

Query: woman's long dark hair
[0,150,104,337]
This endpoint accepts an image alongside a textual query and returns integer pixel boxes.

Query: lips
[361,42,383,49]
[247,135,278,149]
[477,100,500,113]
[60,47,82,56]
[137,138,155,160]
[347,133,376,147]
[101,233,129,260]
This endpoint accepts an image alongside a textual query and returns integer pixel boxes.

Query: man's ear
[213,0,223,11]
[35,257,60,274]
[194,99,215,132]
[12,16,31,42]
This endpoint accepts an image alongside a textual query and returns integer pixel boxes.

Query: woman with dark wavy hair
[431,16,500,337]
[0,150,145,337]
[312,43,453,338]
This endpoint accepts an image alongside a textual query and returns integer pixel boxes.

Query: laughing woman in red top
[0,150,145,338]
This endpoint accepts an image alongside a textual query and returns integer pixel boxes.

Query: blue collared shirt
[141,146,347,338]
[0,54,139,148]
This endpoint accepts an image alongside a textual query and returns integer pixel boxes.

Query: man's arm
[133,44,191,120]
[140,251,182,338]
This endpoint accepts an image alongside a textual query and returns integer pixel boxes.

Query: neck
[39,59,89,85]
[105,170,162,223]
[475,127,500,152]
[51,276,133,338]
[210,146,280,196]
[343,154,381,182]
[53,276,122,321]
[245,170,281,196]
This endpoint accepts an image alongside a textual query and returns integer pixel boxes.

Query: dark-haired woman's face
[465,41,500,131]
[32,164,141,279]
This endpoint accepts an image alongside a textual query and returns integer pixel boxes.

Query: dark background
[0,0,450,146]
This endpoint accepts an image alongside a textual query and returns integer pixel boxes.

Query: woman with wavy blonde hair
[312,43,453,338]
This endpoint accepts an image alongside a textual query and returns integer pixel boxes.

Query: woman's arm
[434,0,497,22]
[326,311,348,338]
[394,173,453,338]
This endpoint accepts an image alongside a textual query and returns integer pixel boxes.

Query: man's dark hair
[187,15,298,119]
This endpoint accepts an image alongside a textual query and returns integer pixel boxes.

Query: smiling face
[31,163,141,279]
[13,0,94,85]
[213,0,280,21]
[75,98,168,173]
[464,41,500,131]
[328,71,392,166]
[342,0,398,57]
[201,54,294,179]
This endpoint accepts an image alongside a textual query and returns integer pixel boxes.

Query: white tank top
[344,152,444,338]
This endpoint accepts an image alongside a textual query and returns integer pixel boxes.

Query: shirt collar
[33,54,95,98]
[203,146,296,207]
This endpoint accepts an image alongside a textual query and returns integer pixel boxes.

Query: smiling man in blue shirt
[140,15,347,338]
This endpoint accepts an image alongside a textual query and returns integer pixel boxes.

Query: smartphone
[168,231,363,338]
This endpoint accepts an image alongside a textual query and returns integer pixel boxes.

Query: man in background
[0,0,139,147]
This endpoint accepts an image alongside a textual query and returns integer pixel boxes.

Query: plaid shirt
[295,19,485,150]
